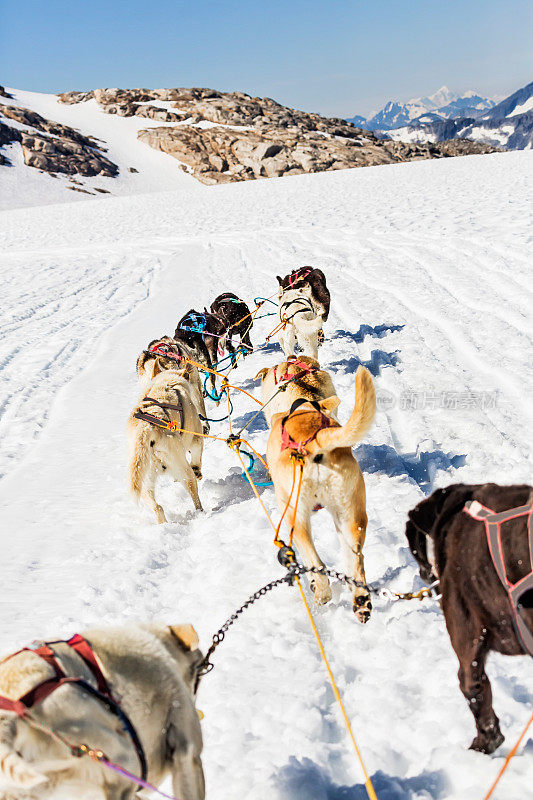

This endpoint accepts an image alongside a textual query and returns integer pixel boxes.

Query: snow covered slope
[0,87,201,210]
[0,150,532,799]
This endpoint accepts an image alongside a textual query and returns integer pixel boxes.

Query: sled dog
[406,483,533,754]
[0,623,204,800]
[266,367,375,621]
[136,336,208,432]
[277,285,324,359]
[128,363,205,523]
[277,267,330,321]
[255,356,338,427]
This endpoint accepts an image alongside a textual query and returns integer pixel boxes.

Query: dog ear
[254,367,269,382]
[170,624,199,651]
[151,358,163,378]
[408,485,472,538]
[276,275,283,285]
[320,395,341,412]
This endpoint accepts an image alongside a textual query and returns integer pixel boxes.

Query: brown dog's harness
[286,268,312,288]
[273,356,319,385]
[133,392,185,434]
[280,398,335,457]
[0,634,147,783]
[464,499,533,656]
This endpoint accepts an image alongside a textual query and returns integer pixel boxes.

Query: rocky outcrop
[58,86,499,185]
[138,122,497,185]
[0,103,118,176]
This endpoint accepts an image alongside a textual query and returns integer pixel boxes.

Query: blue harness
[180,312,207,335]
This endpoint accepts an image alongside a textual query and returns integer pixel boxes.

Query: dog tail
[129,422,154,500]
[0,718,47,788]
[294,312,324,334]
[316,367,375,451]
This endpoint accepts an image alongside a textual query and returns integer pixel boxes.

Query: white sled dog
[128,361,204,523]
[0,623,204,800]
[277,285,324,359]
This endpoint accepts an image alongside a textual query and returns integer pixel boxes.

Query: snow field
[0,152,532,799]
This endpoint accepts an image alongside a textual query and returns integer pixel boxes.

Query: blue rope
[254,296,278,308]
[240,449,273,487]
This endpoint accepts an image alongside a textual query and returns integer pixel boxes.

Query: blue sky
[1,0,531,117]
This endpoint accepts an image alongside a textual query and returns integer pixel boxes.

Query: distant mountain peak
[346,86,496,131]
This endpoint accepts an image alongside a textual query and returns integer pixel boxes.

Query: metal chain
[196,554,438,683]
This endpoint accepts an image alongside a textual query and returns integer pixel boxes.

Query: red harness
[0,635,147,782]
[273,356,318,385]
[464,500,533,657]
[287,268,312,288]
[147,342,184,364]
[280,398,335,456]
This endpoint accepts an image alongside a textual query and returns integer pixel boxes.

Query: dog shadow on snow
[332,324,404,345]
[276,758,448,800]
[329,351,400,377]
[355,444,466,496]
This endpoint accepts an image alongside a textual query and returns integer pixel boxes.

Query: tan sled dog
[0,623,204,800]
[128,362,204,523]
[267,366,375,622]
[136,336,208,433]
[255,356,338,426]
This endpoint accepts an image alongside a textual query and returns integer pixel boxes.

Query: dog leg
[189,436,204,481]
[278,326,296,358]
[336,513,371,623]
[140,466,167,524]
[167,448,203,512]
[290,516,332,605]
[450,616,504,753]
[170,752,205,800]
[297,332,318,360]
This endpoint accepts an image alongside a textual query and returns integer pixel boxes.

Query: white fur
[0,624,204,800]
[277,286,324,359]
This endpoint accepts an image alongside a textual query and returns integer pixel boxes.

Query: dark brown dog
[277,267,331,321]
[173,309,226,394]
[210,292,253,355]
[406,482,533,754]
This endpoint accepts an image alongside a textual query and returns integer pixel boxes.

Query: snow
[1,149,533,799]
[508,96,533,117]
[0,88,202,209]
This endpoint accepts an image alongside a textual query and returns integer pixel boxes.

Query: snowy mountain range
[385,81,533,151]
[347,86,497,131]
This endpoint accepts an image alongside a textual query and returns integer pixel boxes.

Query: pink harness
[464,499,533,656]
[287,268,312,288]
[280,399,335,456]
[273,356,318,385]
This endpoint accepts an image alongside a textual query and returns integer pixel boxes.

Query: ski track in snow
[0,152,532,799]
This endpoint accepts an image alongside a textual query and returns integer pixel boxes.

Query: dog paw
[469,730,504,754]
[353,593,372,623]
[310,579,332,605]
[192,466,203,479]
[202,423,210,435]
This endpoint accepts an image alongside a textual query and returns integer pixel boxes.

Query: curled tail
[293,312,324,334]
[129,422,154,500]
[316,366,375,451]
[0,718,46,789]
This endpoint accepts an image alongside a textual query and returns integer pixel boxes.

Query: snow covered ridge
[0,84,497,210]
[346,85,497,131]
[383,81,533,151]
